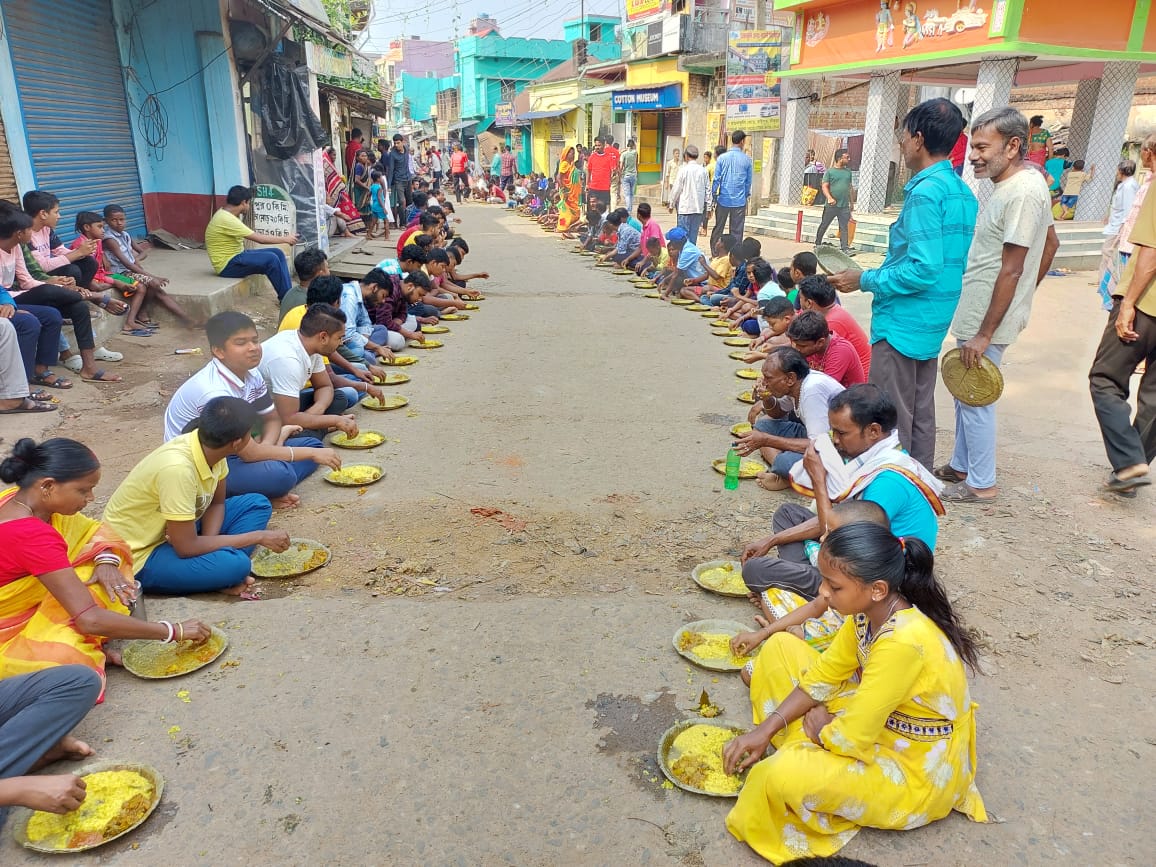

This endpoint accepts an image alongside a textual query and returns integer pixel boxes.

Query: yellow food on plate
[728,350,748,361]
[382,355,418,366]
[737,391,756,404]
[327,465,382,485]
[421,325,449,334]
[252,541,329,578]
[723,337,753,347]
[643,292,661,298]
[440,313,469,321]
[372,373,409,386]
[712,458,766,478]
[332,431,385,447]
[698,563,747,595]
[730,422,752,437]
[121,628,227,678]
[702,311,720,318]
[669,726,744,795]
[407,339,443,349]
[677,631,752,668]
[464,303,480,310]
[686,304,710,311]
[671,298,693,306]
[735,368,760,380]
[25,770,156,850]
[363,396,409,411]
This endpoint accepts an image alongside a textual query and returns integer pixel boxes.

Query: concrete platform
[747,203,1105,270]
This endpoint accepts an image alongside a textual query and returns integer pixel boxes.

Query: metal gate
[2,0,146,235]
[0,113,20,205]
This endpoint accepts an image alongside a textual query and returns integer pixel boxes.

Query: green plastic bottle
[724,445,741,490]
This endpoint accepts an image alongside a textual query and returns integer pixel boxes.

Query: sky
[356,0,626,53]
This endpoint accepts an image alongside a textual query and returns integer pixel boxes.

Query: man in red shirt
[344,128,365,175]
[585,138,615,210]
[449,143,470,204]
[786,310,865,387]
[796,275,872,375]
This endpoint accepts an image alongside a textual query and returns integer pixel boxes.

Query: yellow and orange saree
[0,487,132,697]
[556,147,582,233]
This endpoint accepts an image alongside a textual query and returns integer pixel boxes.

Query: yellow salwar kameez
[0,487,132,699]
[727,608,987,863]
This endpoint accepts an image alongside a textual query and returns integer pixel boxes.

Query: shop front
[610,81,683,188]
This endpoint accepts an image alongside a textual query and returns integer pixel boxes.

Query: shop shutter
[0,113,20,206]
[3,0,147,236]
[662,109,683,138]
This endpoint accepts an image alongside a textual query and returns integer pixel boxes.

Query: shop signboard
[494,103,517,127]
[625,0,669,23]
[251,184,296,240]
[725,28,790,134]
[611,84,683,112]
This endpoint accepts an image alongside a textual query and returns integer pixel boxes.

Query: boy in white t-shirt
[164,311,341,509]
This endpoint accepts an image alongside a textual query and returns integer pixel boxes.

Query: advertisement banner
[611,84,683,112]
[625,0,669,23]
[251,184,297,240]
[726,29,791,134]
[304,42,353,78]
[494,103,517,128]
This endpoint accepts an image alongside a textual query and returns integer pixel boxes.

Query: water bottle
[724,445,741,490]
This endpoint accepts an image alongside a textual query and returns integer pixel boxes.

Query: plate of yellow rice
[711,457,766,479]
[658,721,748,797]
[330,430,386,449]
[251,538,331,579]
[324,464,384,487]
[673,619,753,672]
[691,560,747,597]
[362,395,409,411]
[372,373,410,386]
[121,626,228,679]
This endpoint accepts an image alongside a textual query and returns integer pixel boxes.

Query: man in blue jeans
[104,396,291,596]
[205,186,299,301]
[163,311,342,509]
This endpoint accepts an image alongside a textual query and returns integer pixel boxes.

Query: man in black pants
[0,208,120,382]
[814,148,855,252]
[382,134,412,228]
[23,191,100,289]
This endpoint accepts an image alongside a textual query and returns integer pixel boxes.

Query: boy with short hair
[743,296,797,362]
[1059,159,1094,219]
[163,311,341,509]
[339,269,397,364]
[104,396,291,597]
[22,191,99,290]
[102,203,170,291]
[279,249,330,324]
[204,185,299,301]
[637,202,664,252]
[598,211,642,266]
[786,309,866,387]
[662,226,708,301]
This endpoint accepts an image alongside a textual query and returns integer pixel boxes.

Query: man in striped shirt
[830,98,978,468]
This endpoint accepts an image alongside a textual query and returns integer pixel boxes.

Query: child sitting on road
[597,210,641,267]
[743,296,796,362]
[685,234,736,296]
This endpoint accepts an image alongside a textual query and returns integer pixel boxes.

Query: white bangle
[288,447,295,462]
[159,620,174,643]
[94,553,122,568]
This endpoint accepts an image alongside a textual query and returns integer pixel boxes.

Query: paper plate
[362,395,409,411]
[671,298,694,306]
[941,348,1004,407]
[579,251,596,256]
[686,304,711,311]
[728,350,749,361]
[711,457,766,478]
[12,761,165,852]
[464,304,480,310]
[330,430,387,449]
[407,339,444,349]
[612,268,634,275]
[382,355,418,366]
[372,373,410,386]
[643,292,661,299]
[814,243,862,275]
[122,626,228,680]
[467,295,487,301]
[440,313,469,321]
[691,559,747,597]
[730,422,752,437]
[637,282,658,290]
[251,538,331,578]
[673,619,753,672]
[658,721,748,798]
[735,368,760,380]
[723,337,752,347]
[701,311,720,319]
[594,261,614,268]
[714,329,744,338]
[421,325,450,334]
[737,390,757,404]
[324,463,384,487]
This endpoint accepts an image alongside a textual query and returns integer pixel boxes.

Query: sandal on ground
[61,354,83,373]
[1104,471,1151,493]
[31,371,73,389]
[93,347,123,362]
[121,328,154,337]
[28,389,58,403]
[81,369,123,383]
[932,464,968,483]
[0,397,57,414]
[940,482,999,503]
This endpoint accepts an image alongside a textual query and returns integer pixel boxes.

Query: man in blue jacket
[711,130,754,248]
[829,98,978,469]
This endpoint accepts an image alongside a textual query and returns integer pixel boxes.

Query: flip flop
[940,482,1000,503]
[932,464,967,483]
[0,397,57,414]
[121,328,154,337]
[31,371,73,389]
[28,389,53,402]
[81,369,123,383]
[1104,472,1151,493]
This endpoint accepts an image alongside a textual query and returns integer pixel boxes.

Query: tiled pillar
[776,77,814,207]
[1065,78,1101,163]
[857,72,902,214]
[1075,62,1139,222]
[962,58,1017,207]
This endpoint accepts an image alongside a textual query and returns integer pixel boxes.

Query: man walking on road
[938,107,1058,504]
[670,146,708,241]
[620,140,639,212]
[711,131,754,248]
[1088,132,1156,495]
[585,138,615,211]
[829,98,978,469]
[450,143,469,204]
[814,148,855,252]
[383,134,412,229]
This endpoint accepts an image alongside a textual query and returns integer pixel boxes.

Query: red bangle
[68,601,99,626]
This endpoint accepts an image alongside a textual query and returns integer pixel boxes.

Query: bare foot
[270,493,301,510]
[32,735,95,770]
[756,472,790,492]
[220,575,257,597]
[104,647,123,667]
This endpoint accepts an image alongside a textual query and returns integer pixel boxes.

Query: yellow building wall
[624,58,689,90]
[525,78,588,175]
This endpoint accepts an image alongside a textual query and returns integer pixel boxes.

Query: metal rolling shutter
[662,109,683,138]
[0,113,19,206]
[3,0,146,236]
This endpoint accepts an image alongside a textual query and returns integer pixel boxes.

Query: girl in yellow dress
[723,522,987,863]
